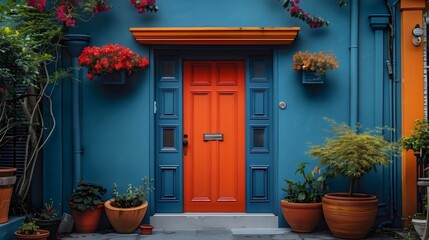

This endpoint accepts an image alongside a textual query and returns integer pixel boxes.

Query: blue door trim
[153,48,276,214]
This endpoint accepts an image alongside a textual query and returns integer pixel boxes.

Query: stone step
[150,213,278,230]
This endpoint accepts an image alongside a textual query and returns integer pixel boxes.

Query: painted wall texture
[43,0,404,228]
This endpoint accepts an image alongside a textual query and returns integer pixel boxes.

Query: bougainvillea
[27,0,111,27]
[78,44,150,80]
[292,51,339,75]
[278,0,347,28]
[130,0,158,14]
[27,0,47,12]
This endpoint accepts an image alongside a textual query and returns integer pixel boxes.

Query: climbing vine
[278,0,347,28]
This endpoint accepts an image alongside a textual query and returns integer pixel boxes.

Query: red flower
[130,0,159,14]
[78,44,149,80]
[27,0,46,12]
[27,0,111,27]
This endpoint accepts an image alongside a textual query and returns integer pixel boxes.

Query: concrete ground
[58,228,404,240]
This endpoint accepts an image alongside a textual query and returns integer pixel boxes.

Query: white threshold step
[150,213,278,230]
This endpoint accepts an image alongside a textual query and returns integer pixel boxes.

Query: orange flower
[292,50,339,76]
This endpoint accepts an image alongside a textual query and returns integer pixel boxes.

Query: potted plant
[78,43,150,83]
[69,181,107,233]
[34,200,60,240]
[411,212,426,238]
[400,119,429,168]
[308,119,397,239]
[14,221,50,240]
[104,177,154,233]
[280,162,328,233]
[0,167,17,223]
[292,50,339,84]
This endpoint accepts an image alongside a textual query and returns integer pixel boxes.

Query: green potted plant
[69,181,106,233]
[280,162,328,233]
[400,119,429,172]
[34,200,60,240]
[14,221,50,240]
[400,119,429,153]
[308,119,397,239]
[104,177,154,233]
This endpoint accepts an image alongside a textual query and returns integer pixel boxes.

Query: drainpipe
[369,13,392,228]
[63,34,91,189]
[350,0,359,129]
[390,0,400,227]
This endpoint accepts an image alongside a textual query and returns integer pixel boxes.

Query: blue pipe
[63,34,91,189]
[378,0,400,228]
[350,0,359,129]
[391,0,401,226]
[71,57,82,189]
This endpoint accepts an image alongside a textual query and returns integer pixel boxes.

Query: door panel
[246,56,273,212]
[155,56,183,213]
[184,61,245,212]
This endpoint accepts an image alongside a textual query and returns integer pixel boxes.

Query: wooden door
[183,61,245,212]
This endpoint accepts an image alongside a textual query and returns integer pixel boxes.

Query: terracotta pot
[139,224,153,235]
[280,200,322,233]
[70,203,104,233]
[0,167,16,223]
[322,193,378,239]
[104,199,148,233]
[0,167,17,177]
[14,229,50,240]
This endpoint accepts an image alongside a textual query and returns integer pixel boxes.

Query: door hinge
[154,101,157,114]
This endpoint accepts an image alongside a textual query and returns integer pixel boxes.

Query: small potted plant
[411,212,426,238]
[308,118,397,239]
[34,200,60,240]
[400,119,429,158]
[280,162,328,233]
[78,43,150,84]
[292,50,339,84]
[69,181,107,233]
[104,177,154,233]
[14,221,50,240]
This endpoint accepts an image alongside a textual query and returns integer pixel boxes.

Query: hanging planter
[301,71,325,84]
[292,51,338,84]
[78,43,149,82]
[99,70,127,85]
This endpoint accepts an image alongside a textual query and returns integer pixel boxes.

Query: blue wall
[43,0,401,228]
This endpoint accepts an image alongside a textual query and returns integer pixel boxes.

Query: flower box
[302,71,325,84]
[99,70,127,85]
[78,43,149,81]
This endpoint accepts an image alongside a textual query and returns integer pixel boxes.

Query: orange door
[183,61,245,212]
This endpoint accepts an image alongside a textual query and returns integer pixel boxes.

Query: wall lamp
[412,24,424,46]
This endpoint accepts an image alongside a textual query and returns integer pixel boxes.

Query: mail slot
[203,133,224,141]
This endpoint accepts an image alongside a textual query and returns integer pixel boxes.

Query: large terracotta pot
[280,200,323,233]
[104,199,148,233]
[0,167,17,223]
[14,229,50,240]
[322,193,378,239]
[70,203,104,233]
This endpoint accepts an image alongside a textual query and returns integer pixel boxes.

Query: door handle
[183,140,189,146]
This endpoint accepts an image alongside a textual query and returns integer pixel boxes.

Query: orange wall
[400,0,425,223]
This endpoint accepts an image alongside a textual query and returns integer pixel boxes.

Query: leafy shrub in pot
[105,177,154,233]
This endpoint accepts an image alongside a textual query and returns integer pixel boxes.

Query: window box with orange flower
[78,43,149,84]
[292,51,339,84]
